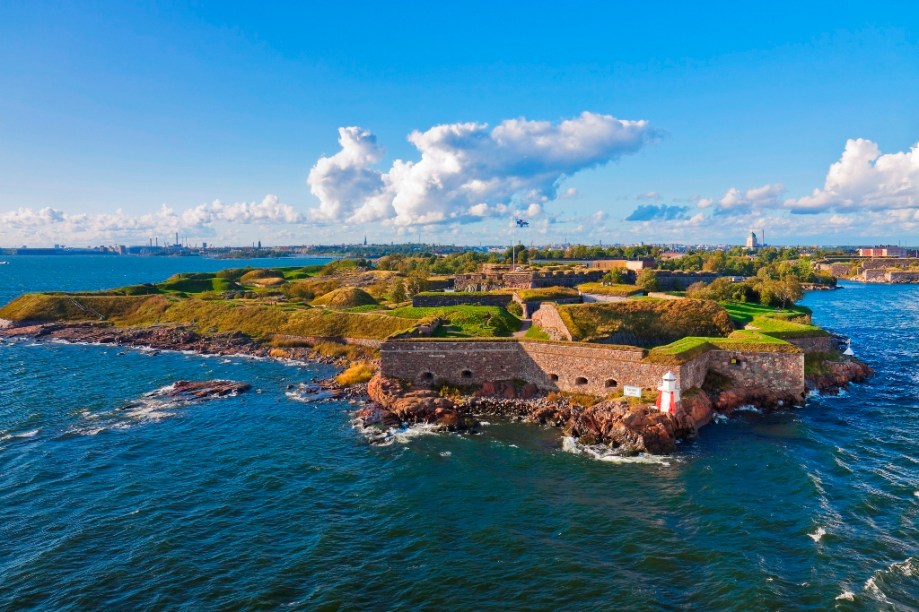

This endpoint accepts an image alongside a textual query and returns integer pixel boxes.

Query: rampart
[412,293,513,308]
[652,271,720,290]
[380,339,805,399]
[455,265,603,291]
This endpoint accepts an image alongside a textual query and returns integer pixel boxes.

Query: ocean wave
[712,412,729,424]
[3,428,41,441]
[352,420,444,446]
[733,405,762,414]
[863,557,917,607]
[560,436,673,465]
[835,590,855,601]
[807,526,826,542]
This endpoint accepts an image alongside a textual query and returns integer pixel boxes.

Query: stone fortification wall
[653,271,720,290]
[380,339,804,399]
[455,267,604,291]
[412,293,513,308]
[886,270,919,283]
[857,258,919,271]
[532,269,603,287]
[705,350,804,398]
[531,303,572,340]
[580,293,629,303]
[787,335,836,353]
[860,269,887,282]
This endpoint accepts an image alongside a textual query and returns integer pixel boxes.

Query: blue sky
[1,1,918,247]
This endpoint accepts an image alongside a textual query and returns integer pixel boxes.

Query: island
[0,254,871,456]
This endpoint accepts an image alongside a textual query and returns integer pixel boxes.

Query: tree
[405,272,428,297]
[389,279,407,303]
[602,268,625,284]
[636,269,659,292]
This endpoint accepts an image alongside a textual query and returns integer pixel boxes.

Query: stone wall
[705,350,804,398]
[380,338,805,399]
[412,293,513,308]
[788,335,836,353]
[886,270,919,283]
[531,303,572,340]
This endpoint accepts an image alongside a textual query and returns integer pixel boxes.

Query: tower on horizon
[745,231,759,249]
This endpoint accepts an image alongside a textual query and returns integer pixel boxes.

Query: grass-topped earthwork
[388,305,520,337]
[558,299,735,346]
[576,282,645,297]
[515,287,580,301]
[311,287,378,309]
[719,300,812,325]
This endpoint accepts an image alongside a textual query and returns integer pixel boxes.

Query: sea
[0,255,916,610]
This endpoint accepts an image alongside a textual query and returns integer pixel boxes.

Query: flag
[515,218,529,227]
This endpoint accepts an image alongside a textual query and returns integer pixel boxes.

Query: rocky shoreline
[0,321,352,366]
[1,320,873,456]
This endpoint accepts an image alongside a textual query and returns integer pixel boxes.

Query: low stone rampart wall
[412,293,513,308]
[787,335,836,353]
[886,270,919,283]
[531,303,572,340]
[653,272,720,290]
[380,338,805,399]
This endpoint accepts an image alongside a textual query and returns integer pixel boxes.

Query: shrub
[507,301,523,317]
[336,362,375,386]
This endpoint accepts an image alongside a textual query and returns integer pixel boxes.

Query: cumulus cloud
[697,183,785,215]
[0,195,304,245]
[307,111,655,226]
[786,138,919,214]
[625,203,689,221]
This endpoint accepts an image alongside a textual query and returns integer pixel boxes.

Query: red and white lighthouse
[655,371,681,414]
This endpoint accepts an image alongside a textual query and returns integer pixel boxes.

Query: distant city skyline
[1,2,918,247]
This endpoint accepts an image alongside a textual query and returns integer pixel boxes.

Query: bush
[636,269,659,292]
[507,301,523,317]
[336,362,375,386]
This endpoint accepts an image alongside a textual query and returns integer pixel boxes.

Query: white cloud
[698,183,785,215]
[0,195,304,245]
[306,111,655,226]
[786,138,919,213]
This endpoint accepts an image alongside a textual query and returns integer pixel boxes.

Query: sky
[1,1,918,248]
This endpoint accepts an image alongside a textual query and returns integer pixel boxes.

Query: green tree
[636,269,659,292]
[389,279,407,303]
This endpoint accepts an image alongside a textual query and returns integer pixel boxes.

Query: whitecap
[439,451,452,457]
[712,412,729,424]
[352,420,443,446]
[10,429,40,439]
[835,590,855,601]
[807,526,827,542]
[478,421,491,426]
[733,404,762,414]
[560,436,673,465]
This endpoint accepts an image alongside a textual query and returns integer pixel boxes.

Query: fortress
[380,337,809,401]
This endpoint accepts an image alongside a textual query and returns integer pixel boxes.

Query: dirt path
[513,319,531,338]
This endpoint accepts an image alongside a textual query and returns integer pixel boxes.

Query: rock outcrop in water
[167,380,252,399]
[363,374,704,454]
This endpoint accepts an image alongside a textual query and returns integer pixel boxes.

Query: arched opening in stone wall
[605,379,618,388]
[549,373,559,382]
[461,369,473,379]
[575,376,588,385]
[421,372,434,381]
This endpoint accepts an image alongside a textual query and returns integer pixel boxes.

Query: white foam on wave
[560,436,673,465]
[733,404,762,414]
[835,590,855,601]
[352,419,444,446]
[439,451,452,457]
[807,526,827,542]
[712,412,729,424]
[9,428,40,439]
[863,557,917,604]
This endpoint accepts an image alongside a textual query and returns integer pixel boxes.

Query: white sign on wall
[623,385,642,398]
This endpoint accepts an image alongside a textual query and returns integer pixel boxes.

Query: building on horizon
[745,231,760,249]
[857,245,907,257]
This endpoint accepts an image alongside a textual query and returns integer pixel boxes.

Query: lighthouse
[656,371,681,414]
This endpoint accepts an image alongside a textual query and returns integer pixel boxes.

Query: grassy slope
[576,282,644,297]
[558,299,735,345]
[389,305,519,337]
[0,293,418,339]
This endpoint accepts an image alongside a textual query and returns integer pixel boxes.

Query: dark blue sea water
[0,257,916,609]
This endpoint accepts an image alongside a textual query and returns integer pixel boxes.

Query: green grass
[576,282,644,297]
[558,299,735,346]
[745,315,828,338]
[646,330,801,364]
[720,300,812,325]
[523,324,552,340]
[388,305,519,337]
[311,287,378,309]
[157,273,239,294]
[515,287,579,301]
